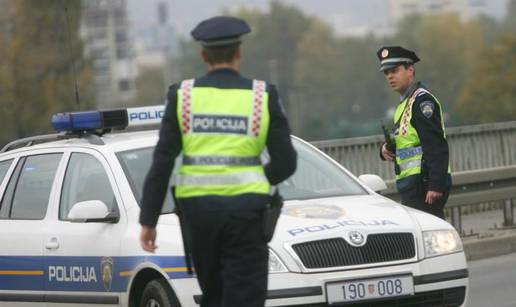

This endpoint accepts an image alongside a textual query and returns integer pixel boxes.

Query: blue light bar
[51,105,166,133]
[52,111,102,132]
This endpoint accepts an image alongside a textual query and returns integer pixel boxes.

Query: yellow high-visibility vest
[175,79,271,198]
[393,87,450,183]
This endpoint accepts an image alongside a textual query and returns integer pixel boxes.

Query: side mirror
[358,174,387,192]
[68,200,119,223]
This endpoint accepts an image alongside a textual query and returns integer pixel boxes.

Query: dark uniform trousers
[400,180,449,219]
[183,207,268,307]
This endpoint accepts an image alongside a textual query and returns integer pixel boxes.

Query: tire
[140,279,178,307]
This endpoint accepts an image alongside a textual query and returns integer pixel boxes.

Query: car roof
[0,130,160,157]
[0,129,306,158]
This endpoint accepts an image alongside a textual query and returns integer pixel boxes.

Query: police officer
[377,46,451,219]
[139,16,297,307]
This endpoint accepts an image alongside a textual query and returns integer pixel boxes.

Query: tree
[291,20,340,137]
[167,1,514,140]
[391,14,486,125]
[456,34,516,123]
[0,0,93,146]
[173,38,206,80]
[236,2,313,113]
[503,0,516,33]
[133,67,166,106]
[293,26,387,139]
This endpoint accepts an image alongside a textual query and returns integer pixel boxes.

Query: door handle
[45,238,60,250]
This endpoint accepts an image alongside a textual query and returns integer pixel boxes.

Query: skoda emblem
[101,257,114,291]
[348,231,366,246]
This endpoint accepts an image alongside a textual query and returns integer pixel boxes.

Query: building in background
[388,0,489,26]
[81,0,137,107]
[132,1,178,89]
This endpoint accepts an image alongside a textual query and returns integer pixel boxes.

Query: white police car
[0,106,468,306]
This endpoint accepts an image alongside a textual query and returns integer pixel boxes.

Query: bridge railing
[311,121,516,234]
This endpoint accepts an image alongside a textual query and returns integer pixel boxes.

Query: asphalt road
[468,252,516,307]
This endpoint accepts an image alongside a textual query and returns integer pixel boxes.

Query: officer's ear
[406,64,415,77]
[234,47,241,61]
[201,49,210,64]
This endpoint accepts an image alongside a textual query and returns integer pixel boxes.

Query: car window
[60,153,117,220]
[0,159,13,216]
[10,154,62,219]
[117,147,175,214]
[0,159,12,184]
[117,138,366,205]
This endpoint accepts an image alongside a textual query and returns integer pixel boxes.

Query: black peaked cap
[191,16,251,48]
[376,46,420,71]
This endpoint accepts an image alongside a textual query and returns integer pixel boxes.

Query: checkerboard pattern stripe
[250,80,266,137]
[400,88,429,136]
[180,79,195,134]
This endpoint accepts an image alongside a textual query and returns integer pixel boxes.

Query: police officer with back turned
[377,46,451,219]
[139,16,297,307]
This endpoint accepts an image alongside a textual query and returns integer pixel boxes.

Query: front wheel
[140,279,178,307]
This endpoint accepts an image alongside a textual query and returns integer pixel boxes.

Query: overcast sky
[127,0,510,38]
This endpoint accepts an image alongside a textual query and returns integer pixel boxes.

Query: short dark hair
[403,63,416,76]
[202,43,239,65]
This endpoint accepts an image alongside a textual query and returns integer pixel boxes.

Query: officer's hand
[425,191,443,205]
[140,226,158,253]
[381,143,395,161]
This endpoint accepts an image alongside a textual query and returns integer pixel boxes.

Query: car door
[43,150,126,306]
[0,153,63,306]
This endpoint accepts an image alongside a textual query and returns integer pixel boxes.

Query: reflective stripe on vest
[396,146,422,160]
[174,171,268,186]
[182,155,261,166]
[399,159,422,172]
[180,79,195,134]
[399,88,429,137]
[249,80,265,137]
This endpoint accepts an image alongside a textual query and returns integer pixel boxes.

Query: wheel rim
[145,298,161,307]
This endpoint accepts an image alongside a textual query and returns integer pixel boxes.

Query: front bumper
[171,252,468,306]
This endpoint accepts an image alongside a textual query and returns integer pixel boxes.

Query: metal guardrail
[311,121,516,234]
[312,121,516,180]
[379,166,516,234]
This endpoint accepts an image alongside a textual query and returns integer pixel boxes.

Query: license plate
[326,275,413,304]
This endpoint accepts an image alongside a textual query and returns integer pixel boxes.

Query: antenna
[64,3,81,110]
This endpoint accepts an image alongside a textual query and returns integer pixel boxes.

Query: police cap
[376,46,420,71]
[191,16,251,48]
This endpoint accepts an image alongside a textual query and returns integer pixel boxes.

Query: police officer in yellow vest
[139,16,297,307]
[377,46,451,219]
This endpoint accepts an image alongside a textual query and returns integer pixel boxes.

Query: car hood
[271,194,421,244]
[154,194,452,244]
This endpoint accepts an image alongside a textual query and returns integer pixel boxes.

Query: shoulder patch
[419,101,435,118]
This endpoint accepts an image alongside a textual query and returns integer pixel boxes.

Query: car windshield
[277,139,367,200]
[117,147,176,214]
[116,138,367,211]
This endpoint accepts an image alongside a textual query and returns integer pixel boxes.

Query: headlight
[269,249,288,273]
[423,230,463,257]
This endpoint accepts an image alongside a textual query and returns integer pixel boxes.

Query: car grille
[291,232,415,269]
[286,287,466,307]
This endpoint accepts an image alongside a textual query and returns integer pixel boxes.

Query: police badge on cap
[376,46,420,71]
